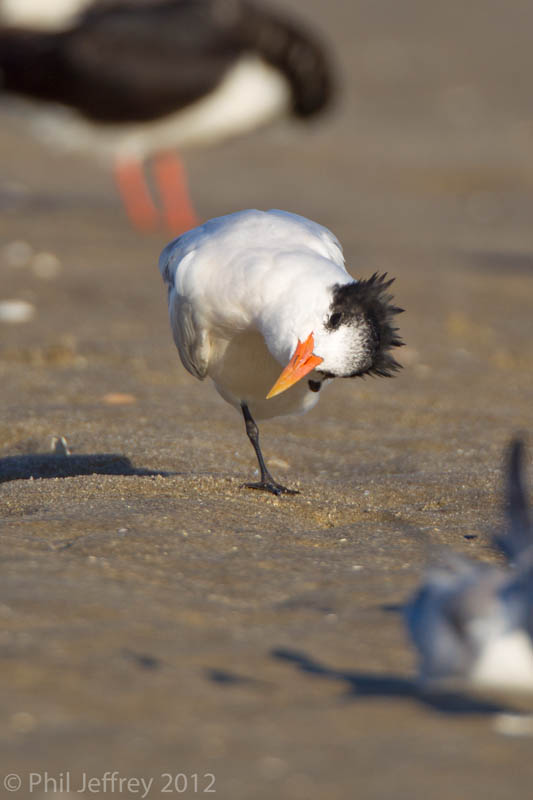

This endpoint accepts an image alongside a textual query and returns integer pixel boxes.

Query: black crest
[327,272,404,378]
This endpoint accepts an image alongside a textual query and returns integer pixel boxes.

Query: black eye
[328,312,342,329]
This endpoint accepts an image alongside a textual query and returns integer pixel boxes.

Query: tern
[0,0,333,233]
[159,209,404,494]
[406,438,533,693]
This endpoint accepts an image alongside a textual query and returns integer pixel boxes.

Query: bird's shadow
[0,452,175,483]
[271,647,512,715]
[205,668,271,688]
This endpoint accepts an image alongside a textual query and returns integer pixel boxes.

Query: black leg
[241,404,298,496]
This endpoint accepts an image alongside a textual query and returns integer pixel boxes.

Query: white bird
[0,0,333,233]
[159,209,404,494]
[406,438,533,693]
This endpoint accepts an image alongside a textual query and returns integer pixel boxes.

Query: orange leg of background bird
[113,158,159,232]
[153,152,199,234]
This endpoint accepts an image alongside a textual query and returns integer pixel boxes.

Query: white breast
[471,630,533,692]
[0,0,91,30]
[208,328,322,420]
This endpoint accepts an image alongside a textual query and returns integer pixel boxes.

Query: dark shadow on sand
[122,649,162,671]
[271,647,512,715]
[0,452,175,483]
[205,668,270,688]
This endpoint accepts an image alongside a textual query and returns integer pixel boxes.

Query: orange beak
[266,332,323,399]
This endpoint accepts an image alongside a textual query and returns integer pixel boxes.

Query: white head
[267,273,404,399]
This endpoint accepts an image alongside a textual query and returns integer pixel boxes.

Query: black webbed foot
[243,480,299,496]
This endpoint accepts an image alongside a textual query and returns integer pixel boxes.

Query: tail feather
[496,437,532,561]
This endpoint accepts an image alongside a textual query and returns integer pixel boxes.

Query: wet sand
[1,1,533,797]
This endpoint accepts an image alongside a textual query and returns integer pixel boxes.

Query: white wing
[159,241,210,380]
[267,209,346,268]
[168,290,209,380]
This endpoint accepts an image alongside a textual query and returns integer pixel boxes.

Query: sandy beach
[1,1,533,797]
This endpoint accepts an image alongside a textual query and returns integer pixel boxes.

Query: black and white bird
[159,209,404,494]
[0,0,333,232]
[406,438,533,693]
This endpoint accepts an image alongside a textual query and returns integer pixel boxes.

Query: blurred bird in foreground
[159,209,403,494]
[0,0,333,232]
[406,438,533,693]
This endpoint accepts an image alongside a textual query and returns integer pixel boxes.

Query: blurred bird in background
[0,0,334,233]
[406,438,533,694]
